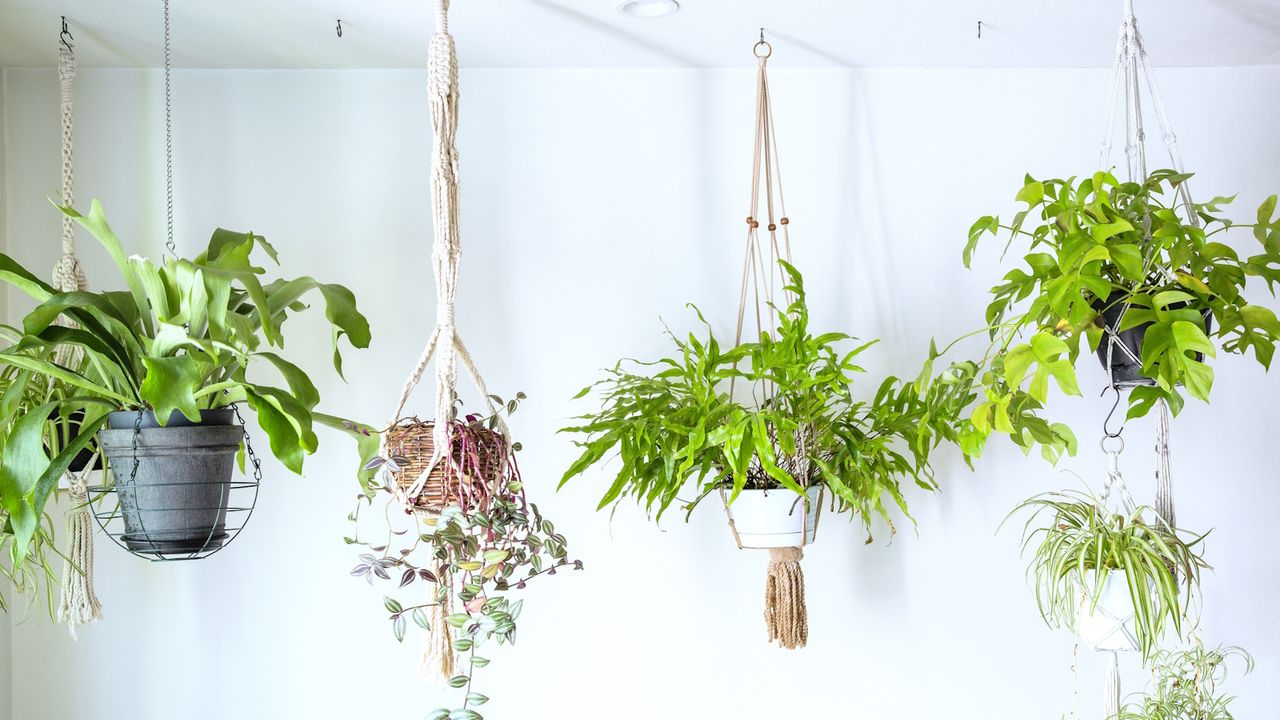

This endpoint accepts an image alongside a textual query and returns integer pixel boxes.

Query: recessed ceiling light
[617,0,680,19]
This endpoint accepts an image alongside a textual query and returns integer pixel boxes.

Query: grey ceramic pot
[98,410,241,554]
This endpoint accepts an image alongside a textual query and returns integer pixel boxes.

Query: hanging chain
[231,404,264,484]
[163,0,177,257]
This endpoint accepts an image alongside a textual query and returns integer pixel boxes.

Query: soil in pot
[1094,289,1213,387]
[98,409,241,554]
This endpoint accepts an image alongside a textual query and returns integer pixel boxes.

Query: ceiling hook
[60,15,74,51]
[977,20,983,39]
[759,27,765,43]
[336,19,343,38]
[1100,384,1125,439]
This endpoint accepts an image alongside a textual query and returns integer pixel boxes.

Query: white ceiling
[1,0,1277,70]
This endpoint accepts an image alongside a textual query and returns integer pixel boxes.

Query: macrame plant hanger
[384,0,511,682]
[1096,0,1189,534]
[52,16,104,638]
[721,33,820,651]
[1087,0,1194,711]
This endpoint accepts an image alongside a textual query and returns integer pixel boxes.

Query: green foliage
[927,170,1280,458]
[561,262,966,534]
[0,200,370,591]
[1116,645,1253,720]
[1007,489,1209,661]
[349,396,576,720]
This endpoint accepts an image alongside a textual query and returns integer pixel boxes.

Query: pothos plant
[917,169,1280,459]
[561,261,970,537]
[345,394,579,720]
[1006,488,1210,661]
[1117,644,1253,720]
[0,200,370,608]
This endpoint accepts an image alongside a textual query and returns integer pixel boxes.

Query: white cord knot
[436,303,456,329]
[52,254,87,293]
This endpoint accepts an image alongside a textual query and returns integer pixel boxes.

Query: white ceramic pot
[722,485,822,549]
[1075,570,1139,652]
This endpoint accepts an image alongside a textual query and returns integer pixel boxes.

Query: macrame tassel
[421,577,458,681]
[57,483,103,638]
[1153,397,1175,531]
[764,546,808,649]
[1104,651,1122,719]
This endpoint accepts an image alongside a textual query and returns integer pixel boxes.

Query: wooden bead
[746,216,755,224]
[779,217,789,225]
[768,223,777,231]
[749,220,759,228]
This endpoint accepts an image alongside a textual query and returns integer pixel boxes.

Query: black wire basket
[87,405,261,561]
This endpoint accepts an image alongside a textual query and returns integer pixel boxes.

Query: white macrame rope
[388,0,508,511]
[1153,397,1175,530]
[1104,651,1122,719]
[53,33,102,636]
[1096,0,1184,536]
[57,463,103,637]
[53,45,86,297]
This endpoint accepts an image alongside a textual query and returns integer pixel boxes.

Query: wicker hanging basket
[385,418,508,513]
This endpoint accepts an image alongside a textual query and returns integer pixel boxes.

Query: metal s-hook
[336,19,343,38]
[60,16,74,50]
[1101,384,1125,439]
[977,20,983,39]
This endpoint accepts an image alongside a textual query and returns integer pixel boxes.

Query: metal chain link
[163,0,176,257]
[231,403,264,483]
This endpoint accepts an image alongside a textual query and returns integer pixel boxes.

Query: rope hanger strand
[52,17,104,637]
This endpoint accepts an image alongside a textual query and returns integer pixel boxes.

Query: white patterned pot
[1075,570,1139,652]
[722,485,822,549]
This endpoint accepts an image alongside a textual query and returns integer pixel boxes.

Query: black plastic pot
[1095,290,1213,387]
[46,408,102,472]
[97,409,241,554]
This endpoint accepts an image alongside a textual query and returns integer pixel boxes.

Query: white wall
[2,65,1278,720]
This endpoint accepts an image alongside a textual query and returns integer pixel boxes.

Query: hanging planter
[561,37,968,650]
[330,4,578,718]
[97,410,241,554]
[1007,486,1207,661]
[1094,290,1215,388]
[723,484,822,549]
[0,202,371,565]
[384,416,509,513]
[1074,569,1140,653]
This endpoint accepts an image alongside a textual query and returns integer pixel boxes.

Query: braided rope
[388,0,509,516]
[1096,1,1186,535]
[388,0,516,681]
[53,37,103,635]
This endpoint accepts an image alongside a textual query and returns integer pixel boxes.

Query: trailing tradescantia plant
[344,395,580,719]
[917,169,1280,458]
[1006,488,1210,661]
[561,262,967,536]
[1116,644,1253,720]
[0,200,370,581]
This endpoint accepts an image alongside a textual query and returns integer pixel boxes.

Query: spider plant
[1007,488,1210,660]
[1117,644,1253,720]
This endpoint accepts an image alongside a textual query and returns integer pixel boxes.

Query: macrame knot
[52,254,87,293]
[764,546,808,650]
[436,302,456,329]
[428,34,458,97]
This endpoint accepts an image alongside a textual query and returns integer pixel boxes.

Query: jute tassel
[421,573,458,681]
[57,470,103,637]
[764,546,808,649]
